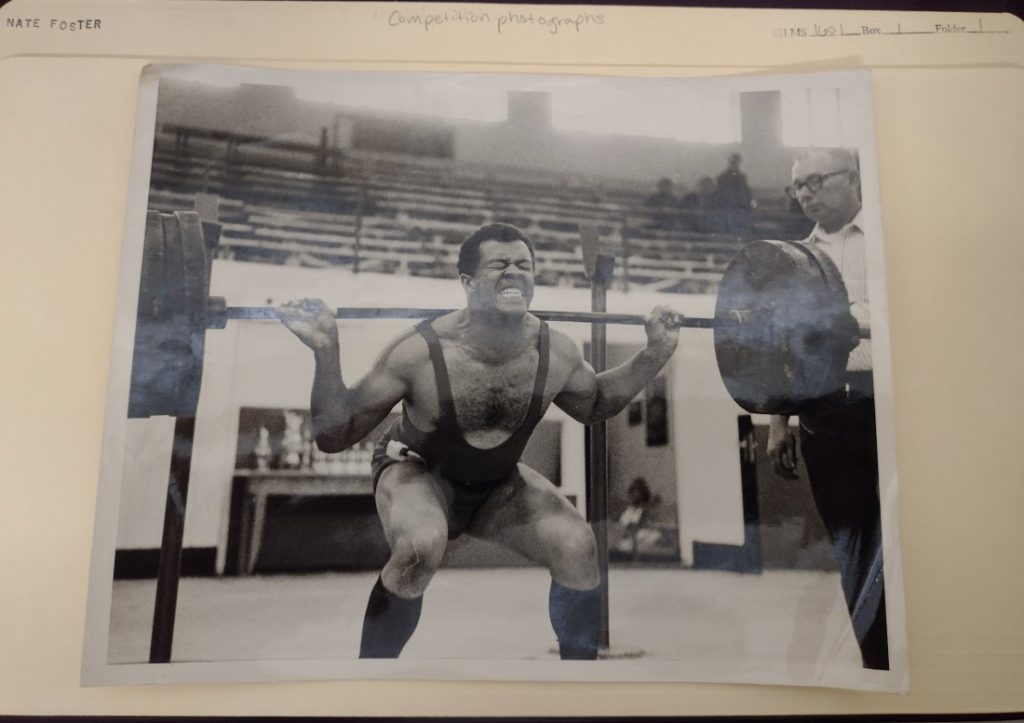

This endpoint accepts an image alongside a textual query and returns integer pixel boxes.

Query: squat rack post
[580,224,615,651]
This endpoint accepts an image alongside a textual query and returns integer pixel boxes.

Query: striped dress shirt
[804,209,872,372]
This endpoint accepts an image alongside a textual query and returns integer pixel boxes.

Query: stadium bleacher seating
[148,124,803,293]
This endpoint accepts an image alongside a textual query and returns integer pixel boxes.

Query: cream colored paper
[1,0,1022,716]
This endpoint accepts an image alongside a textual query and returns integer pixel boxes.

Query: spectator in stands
[646,177,677,208]
[645,177,680,229]
[767,148,888,670]
[676,181,704,232]
[278,222,681,660]
[314,126,344,177]
[678,183,700,210]
[315,127,329,174]
[696,175,717,209]
[687,175,719,233]
[713,153,755,239]
[173,125,192,150]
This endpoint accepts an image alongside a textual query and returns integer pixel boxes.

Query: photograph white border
[81,63,906,692]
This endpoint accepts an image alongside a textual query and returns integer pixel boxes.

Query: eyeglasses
[786,170,849,199]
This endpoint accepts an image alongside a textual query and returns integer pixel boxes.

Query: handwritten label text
[387,8,605,35]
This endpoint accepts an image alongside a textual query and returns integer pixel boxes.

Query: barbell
[128,209,867,420]
[207,303,719,328]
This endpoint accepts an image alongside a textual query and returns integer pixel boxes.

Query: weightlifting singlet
[373,318,550,486]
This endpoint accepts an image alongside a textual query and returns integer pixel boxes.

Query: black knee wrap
[359,575,423,658]
[548,580,600,660]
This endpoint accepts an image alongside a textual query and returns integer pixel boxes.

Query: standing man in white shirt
[767,148,889,670]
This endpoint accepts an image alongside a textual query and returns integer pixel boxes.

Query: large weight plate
[129,212,174,418]
[138,211,166,320]
[714,239,853,415]
[128,211,211,418]
[174,211,210,417]
[159,212,195,417]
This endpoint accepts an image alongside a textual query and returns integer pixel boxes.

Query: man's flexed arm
[279,298,409,453]
[554,306,679,425]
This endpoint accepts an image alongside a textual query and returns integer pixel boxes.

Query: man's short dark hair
[457,223,537,277]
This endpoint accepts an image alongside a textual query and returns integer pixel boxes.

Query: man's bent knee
[550,523,599,589]
[383,528,447,597]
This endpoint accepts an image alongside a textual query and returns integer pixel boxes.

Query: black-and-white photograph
[83,64,905,690]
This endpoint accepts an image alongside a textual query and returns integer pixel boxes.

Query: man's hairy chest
[435,346,541,434]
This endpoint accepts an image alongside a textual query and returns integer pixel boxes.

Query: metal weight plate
[174,211,211,418]
[714,239,854,415]
[157,212,196,417]
[177,212,209,318]
[129,212,173,418]
[127,212,207,418]
[138,211,166,321]
[127,208,216,418]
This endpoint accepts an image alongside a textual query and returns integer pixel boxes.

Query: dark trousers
[799,383,890,670]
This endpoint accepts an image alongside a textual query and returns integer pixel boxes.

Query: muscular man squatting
[280,222,680,660]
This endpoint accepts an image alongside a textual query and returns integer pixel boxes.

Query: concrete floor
[108,566,863,672]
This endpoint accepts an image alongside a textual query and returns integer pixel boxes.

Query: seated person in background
[614,477,663,558]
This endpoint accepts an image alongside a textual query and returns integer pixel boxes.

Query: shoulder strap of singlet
[522,321,550,427]
[416,320,457,430]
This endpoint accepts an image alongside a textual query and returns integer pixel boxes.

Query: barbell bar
[210,302,869,337]
[211,303,716,329]
[130,210,870,420]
